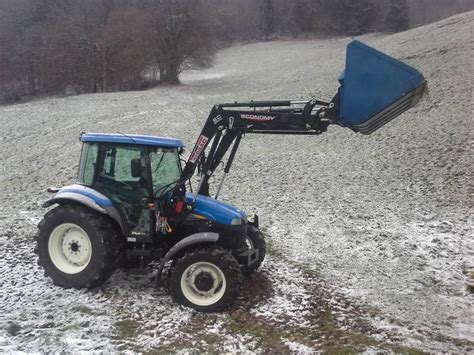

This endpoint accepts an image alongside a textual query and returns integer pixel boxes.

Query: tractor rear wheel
[168,248,242,312]
[35,204,122,289]
[241,225,266,276]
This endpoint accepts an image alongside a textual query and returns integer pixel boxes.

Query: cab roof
[80,132,185,148]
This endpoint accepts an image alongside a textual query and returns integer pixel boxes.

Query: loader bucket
[336,40,427,134]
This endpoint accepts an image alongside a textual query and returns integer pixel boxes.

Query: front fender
[153,232,219,287]
[43,191,127,236]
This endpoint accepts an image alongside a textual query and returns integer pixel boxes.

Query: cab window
[78,143,98,185]
[101,146,142,182]
[150,148,181,195]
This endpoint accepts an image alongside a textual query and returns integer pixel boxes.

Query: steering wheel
[99,173,133,189]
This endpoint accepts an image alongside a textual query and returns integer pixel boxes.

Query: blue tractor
[35,41,426,312]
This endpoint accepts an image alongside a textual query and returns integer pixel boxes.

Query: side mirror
[131,158,142,178]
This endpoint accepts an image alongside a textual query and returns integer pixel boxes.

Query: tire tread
[35,204,122,289]
[169,247,242,312]
[241,226,266,275]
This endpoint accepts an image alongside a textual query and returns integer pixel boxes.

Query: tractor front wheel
[168,248,242,312]
[241,226,266,276]
[35,204,122,289]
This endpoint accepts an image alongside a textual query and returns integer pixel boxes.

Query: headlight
[231,218,242,225]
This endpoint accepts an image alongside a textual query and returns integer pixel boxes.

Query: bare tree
[153,0,215,84]
[385,0,410,32]
[329,0,378,35]
[2,0,474,103]
[93,7,155,91]
[259,0,273,41]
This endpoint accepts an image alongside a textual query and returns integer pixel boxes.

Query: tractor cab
[77,133,183,241]
[76,133,184,241]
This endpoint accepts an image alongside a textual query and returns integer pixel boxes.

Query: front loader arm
[166,39,426,226]
[180,98,336,195]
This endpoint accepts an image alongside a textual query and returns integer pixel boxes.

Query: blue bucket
[336,40,427,134]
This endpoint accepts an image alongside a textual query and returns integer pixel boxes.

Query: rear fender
[43,192,127,236]
[153,232,219,287]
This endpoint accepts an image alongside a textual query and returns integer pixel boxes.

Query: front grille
[213,221,247,250]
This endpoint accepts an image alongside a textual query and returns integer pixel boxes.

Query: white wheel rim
[180,262,226,306]
[48,223,92,274]
[245,236,254,250]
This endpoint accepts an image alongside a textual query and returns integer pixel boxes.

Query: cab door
[94,144,154,239]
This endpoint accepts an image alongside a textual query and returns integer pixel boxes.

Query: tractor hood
[45,185,246,226]
[185,193,246,226]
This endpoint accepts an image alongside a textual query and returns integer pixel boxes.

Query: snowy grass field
[0,12,473,352]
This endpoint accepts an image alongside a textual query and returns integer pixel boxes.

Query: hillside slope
[0,11,472,352]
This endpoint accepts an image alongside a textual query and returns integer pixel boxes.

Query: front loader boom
[179,40,426,199]
[181,98,336,194]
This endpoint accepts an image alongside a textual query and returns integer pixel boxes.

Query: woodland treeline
[0,0,472,103]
